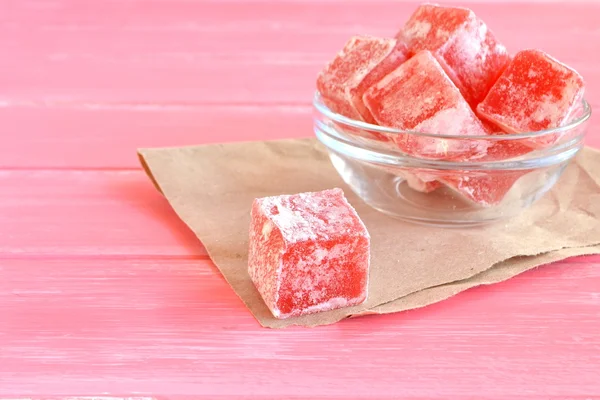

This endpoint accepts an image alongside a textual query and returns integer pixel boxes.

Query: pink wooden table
[1,0,599,398]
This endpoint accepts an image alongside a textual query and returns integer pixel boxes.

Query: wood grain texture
[2,258,600,397]
[0,105,312,169]
[0,1,598,104]
[0,170,206,256]
[1,0,599,397]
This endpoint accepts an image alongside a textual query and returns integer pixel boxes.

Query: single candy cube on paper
[400,4,510,107]
[363,50,488,160]
[477,49,585,148]
[248,188,370,319]
[317,35,408,123]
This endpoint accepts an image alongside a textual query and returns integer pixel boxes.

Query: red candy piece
[400,4,510,107]
[441,169,528,207]
[248,189,370,319]
[438,118,532,206]
[439,139,532,206]
[317,35,408,123]
[391,168,441,193]
[405,173,441,193]
[480,118,533,159]
[477,49,585,149]
[363,50,488,160]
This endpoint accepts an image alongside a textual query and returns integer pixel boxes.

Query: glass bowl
[313,92,592,227]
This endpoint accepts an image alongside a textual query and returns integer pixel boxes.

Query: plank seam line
[0,254,212,261]
[0,167,143,171]
[0,254,591,265]
[0,99,314,111]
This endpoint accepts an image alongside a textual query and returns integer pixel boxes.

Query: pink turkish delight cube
[477,49,585,149]
[439,137,532,206]
[441,169,529,207]
[248,188,370,319]
[400,4,510,107]
[363,50,489,160]
[437,121,532,206]
[403,172,441,193]
[317,35,408,123]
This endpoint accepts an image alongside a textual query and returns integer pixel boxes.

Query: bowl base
[368,204,506,228]
[326,149,570,228]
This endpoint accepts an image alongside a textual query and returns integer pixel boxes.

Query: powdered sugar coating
[402,5,472,50]
[401,170,441,193]
[437,122,532,206]
[248,200,285,314]
[477,49,585,149]
[440,169,529,207]
[400,4,510,106]
[258,188,367,243]
[317,35,408,123]
[278,235,369,318]
[362,50,488,160]
[247,189,370,319]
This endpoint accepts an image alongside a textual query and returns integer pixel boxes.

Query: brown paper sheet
[138,138,600,328]
[366,244,600,315]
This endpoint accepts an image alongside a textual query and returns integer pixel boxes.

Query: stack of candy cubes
[317,3,585,207]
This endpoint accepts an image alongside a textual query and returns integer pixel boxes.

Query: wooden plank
[1,257,599,396]
[0,105,312,169]
[0,170,206,256]
[0,1,598,104]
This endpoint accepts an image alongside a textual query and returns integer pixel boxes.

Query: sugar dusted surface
[401,4,510,106]
[414,103,482,138]
[401,4,472,52]
[441,169,530,207]
[278,235,369,318]
[403,172,441,193]
[248,199,285,316]
[249,189,370,319]
[364,51,461,129]
[350,41,409,122]
[363,50,488,160]
[316,35,403,122]
[256,188,368,244]
[438,127,533,206]
[477,49,585,137]
[481,139,533,161]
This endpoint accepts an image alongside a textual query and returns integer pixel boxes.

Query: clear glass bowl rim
[313,91,592,141]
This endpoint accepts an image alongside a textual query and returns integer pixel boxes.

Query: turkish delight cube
[317,35,408,123]
[404,172,441,193]
[441,169,528,207]
[400,4,510,107]
[363,50,488,160]
[248,188,370,319]
[439,138,532,206]
[477,49,585,148]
